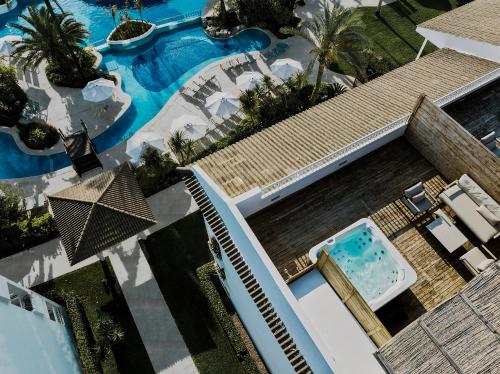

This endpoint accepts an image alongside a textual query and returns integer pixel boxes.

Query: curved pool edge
[308,218,417,311]
[0,27,271,180]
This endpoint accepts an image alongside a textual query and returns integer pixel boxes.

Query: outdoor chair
[402,181,434,216]
[459,246,497,276]
[480,131,500,156]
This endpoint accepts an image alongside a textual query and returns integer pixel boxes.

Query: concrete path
[0,181,199,374]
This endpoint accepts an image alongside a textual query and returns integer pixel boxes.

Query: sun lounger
[401,181,434,216]
[480,131,500,156]
[440,174,500,243]
[459,246,497,276]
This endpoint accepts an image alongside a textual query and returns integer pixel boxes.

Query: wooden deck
[247,138,500,333]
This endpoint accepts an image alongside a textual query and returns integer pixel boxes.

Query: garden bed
[109,21,153,41]
[142,212,260,373]
[32,259,154,374]
[17,121,59,150]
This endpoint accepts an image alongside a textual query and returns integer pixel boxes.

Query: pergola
[47,163,156,265]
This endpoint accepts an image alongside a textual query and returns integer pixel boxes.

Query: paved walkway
[0,181,199,374]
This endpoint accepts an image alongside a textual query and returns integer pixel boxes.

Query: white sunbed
[459,246,497,276]
[439,174,500,243]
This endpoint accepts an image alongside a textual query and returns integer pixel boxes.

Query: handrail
[261,115,409,195]
[261,67,500,196]
[155,10,202,25]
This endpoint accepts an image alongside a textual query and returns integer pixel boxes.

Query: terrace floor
[445,78,500,139]
[247,138,500,334]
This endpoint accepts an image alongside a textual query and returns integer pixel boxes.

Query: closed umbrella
[171,115,209,141]
[236,71,264,91]
[82,78,115,103]
[205,92,240,119]
[270,58,303,80]
[126,131,165,164]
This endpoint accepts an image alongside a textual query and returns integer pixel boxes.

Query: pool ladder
[184,175,313,374]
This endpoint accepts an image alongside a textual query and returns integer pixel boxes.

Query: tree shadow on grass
[376,13,419,54]
[414,0,452,11]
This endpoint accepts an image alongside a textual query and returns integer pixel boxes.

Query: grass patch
[33,259,154,374]
[142,212,247,374]
[333,0,472,76]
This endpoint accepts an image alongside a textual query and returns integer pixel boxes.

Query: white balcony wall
[193,166,336,374]
[417,27,500,63]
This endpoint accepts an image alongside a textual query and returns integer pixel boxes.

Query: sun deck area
[247,137,500,334]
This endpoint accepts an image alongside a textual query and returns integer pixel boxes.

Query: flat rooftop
[445,78,500,139]
[418,0,500,46]
[290,270,385,374]
[196,49,499,197]
[247,138,500,333]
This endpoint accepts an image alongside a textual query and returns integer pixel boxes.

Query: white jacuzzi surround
[308,218,417,311]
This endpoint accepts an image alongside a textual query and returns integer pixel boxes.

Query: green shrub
[197,262,261,374]
[0,182,25,225]
[46,49,115,88]
[18,212,59,248]
[134,151,181,197]
[17,122,59,150]
[0,63,28,121]
[60,290,102,374]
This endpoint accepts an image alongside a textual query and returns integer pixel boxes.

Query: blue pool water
[327,227,398,301]
[0,16,270,178]
[0,0,205,44]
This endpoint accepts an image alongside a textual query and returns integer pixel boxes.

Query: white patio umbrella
[0,35,20,56]
[170,115,209,141]
[270,58,303,80]
[236,71,264,91]
[205,92,240,119]
[125,131,165,164]
[82,78,115,103]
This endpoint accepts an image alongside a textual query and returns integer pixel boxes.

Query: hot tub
[309,218,417,311]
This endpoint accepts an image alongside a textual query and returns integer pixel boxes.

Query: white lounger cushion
[477,205,500,226]
[458,174,500,219]
[477,258,495,272]
[440,184,498,243]
[404,182,423,198]
[480,131,496,145]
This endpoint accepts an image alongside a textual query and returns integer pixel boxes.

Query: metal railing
[261,67,500,196]
[155,10,202,26]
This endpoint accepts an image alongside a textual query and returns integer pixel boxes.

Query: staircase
[184,175,313,374]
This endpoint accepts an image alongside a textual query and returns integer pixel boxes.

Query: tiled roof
[419,0,500,46]
[48,163,156,264]
[195,49,499,197]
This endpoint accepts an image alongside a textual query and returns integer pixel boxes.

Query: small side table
[426,209,468,253]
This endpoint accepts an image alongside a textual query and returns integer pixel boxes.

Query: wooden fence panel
[317,250,391,347]
[405,95,500,201]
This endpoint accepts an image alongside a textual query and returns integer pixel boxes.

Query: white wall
[0,275,81,373]
[235,124,406,217]
[193,166,337,374]
[417,27,500,63]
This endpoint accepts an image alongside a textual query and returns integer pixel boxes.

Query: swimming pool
[0,0,205,44]
[309,218,417,311]
[0,23,270,179]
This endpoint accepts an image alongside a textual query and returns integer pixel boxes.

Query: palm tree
[141,146,162,168]
[111,5,118,29]
[168,130,187,163]
[181,139,196,164]
[219,0,227,26]
[134,0,144,29]
[281,2,366,105]
[239,89,259,123]
[10,6,88,70]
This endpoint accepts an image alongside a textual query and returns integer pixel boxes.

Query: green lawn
[333,0,472,76]
[33,259,154,374]
[142,212,246,374]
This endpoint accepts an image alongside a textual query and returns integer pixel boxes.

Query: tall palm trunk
[376,0,383,15]
[219,0,227,26]
[43,0,84,77]
[311,60,325,105]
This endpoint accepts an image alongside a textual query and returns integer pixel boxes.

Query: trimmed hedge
[59,290,102,374]
[197,262,261,374]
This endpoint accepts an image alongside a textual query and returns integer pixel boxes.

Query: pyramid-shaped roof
[48,163,156,265]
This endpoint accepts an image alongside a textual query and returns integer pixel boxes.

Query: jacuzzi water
[327,227,399,302]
